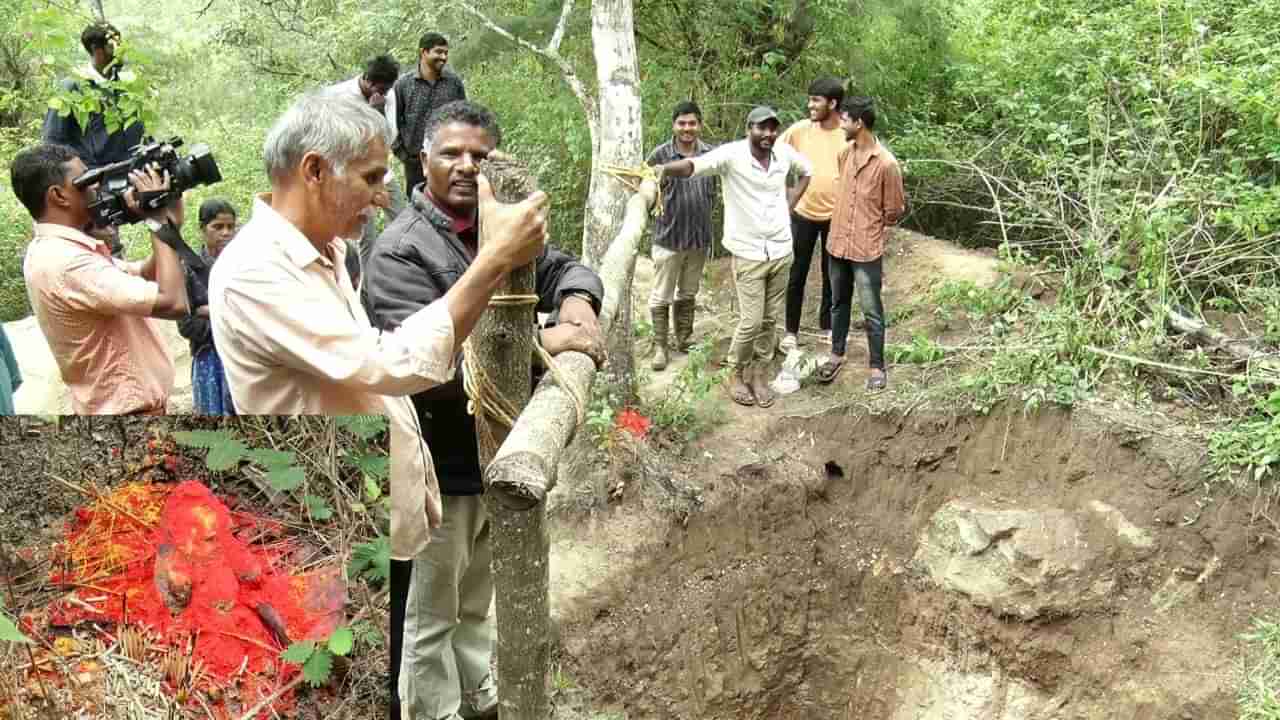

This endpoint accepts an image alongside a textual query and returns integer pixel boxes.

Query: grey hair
[262,92,392,181]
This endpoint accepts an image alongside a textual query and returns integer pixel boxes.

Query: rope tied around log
[462,293,590,465]
[604,164,663,218]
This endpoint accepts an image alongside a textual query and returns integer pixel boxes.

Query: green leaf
[363,472,383,502]
[348,536,390,584]
[352,452,389,481]
[266,466,305,492]
[206,439,248,471]
[336,415,388,440]
[246,448,297,471]
[327,627,354,657]
[0,614,31,643]
[302,647,334,687]
[174,430,247,471]
[280,640,314,664]
[304,495,333,521]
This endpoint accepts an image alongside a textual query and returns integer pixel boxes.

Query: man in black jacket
[363,100,604,720]
[41,23,145,171]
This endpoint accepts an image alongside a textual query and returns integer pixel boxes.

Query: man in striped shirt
[644,101,717,370]
[392,32,466,196]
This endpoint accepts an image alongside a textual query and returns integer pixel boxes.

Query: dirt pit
[549,406,1279,719]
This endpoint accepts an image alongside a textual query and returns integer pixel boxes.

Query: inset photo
[0,415,390,720]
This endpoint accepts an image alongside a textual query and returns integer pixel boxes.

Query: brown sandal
[816,356,846,384]
[728,373,756,406]
[750,367,775,408]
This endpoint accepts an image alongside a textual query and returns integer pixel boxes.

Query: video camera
[73,137,222,228]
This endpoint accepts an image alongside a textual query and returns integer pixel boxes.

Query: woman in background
[180,199,237,415]
[0,324,21,415]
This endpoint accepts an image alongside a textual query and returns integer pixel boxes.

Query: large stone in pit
[914,500,1155,619]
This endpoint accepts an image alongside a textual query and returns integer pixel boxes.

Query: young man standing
[658,106,812,408]
[41,23,145,171]
[12,144,188,414]
[779,77,847,353]
[363,100,604,720]
[644,100,717,370]
[819,96,906,390]
[42,23,147,258]
[392,32,466,195]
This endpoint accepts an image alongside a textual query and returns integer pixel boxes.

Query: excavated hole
[553,408,1274,719]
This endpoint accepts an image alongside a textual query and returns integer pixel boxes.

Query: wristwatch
[562,290,595,306]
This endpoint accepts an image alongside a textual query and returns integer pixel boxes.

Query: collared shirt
[324,76,397,185]
[779,119,847,222]
[691,138,813,262]
[208,194,459,559]
[828,139,906,262]
[646,138,717,252]
[23,222,174,414]
[391,66,466,160]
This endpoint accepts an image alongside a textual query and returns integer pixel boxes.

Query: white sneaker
[779,334,798,353]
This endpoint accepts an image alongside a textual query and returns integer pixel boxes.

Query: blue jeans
[829,256,885,369]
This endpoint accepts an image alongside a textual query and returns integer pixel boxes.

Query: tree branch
[547,0,573,53]
[452,0,598,132]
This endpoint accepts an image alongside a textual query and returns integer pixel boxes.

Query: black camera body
[73,137,222,227]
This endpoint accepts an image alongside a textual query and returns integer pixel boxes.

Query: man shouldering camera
[10,143,188,415]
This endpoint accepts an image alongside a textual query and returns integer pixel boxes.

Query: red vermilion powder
[48,481,344,707]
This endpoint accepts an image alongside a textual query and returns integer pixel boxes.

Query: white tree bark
[582,0,643,268]
[86,0,106,21]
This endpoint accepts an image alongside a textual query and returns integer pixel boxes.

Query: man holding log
[205,93,549,720]
[362,99,605,720]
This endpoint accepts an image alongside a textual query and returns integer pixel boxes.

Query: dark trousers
[389,558,412,720]
[830,255,885,369]
[785,214,833,334]
[404,159,425,197]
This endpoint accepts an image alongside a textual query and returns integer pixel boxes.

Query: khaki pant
[400,494,497,720]
[728,254,792,368]
[648,244,707,310]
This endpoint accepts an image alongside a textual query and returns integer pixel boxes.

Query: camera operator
[11,143,189,415]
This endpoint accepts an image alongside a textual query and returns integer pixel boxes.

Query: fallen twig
[233,673,305,720]
[1084,345,1279,384]
[46,474,155,528]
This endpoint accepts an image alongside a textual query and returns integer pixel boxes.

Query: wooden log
[474,157,542,720]
[1165,307,1280,378]
[484,179,657,510]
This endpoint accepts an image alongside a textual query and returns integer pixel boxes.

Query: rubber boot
[672,298,695,352]
[650,306,670,371]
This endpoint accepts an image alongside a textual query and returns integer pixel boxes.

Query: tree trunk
[585,0,644,400]
[86,0,106,21]
[473,159,545,720]
[487,180,657,509]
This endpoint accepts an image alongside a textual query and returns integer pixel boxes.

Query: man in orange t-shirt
[779,77,848,354]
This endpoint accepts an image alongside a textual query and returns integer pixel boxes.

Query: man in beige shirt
[208,93,547,565]
[817,96,906,390]
[13,143,189,414]
[778,76,848,354]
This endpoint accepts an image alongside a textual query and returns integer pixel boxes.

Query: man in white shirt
[207,92,548,602]
[324,54,405,285]
[656,105,812,409]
